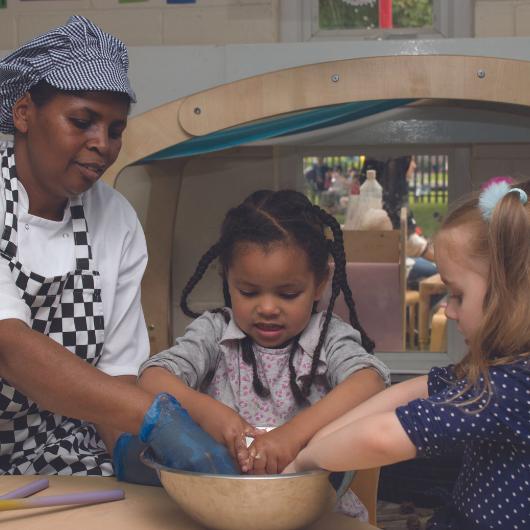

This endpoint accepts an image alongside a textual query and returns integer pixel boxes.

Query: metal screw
[477,69,486,79]
[331,74,340,83]
[147,324,155,331]
[194,107,202,115]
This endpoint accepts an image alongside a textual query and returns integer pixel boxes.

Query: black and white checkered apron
[0,148,112,475]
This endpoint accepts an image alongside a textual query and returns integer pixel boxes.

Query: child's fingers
[265,454,279,475]
[223,433,238,461]
[248,446,265,475]
[242,425,266,442]
[235,433,251,472]
[234,432,247,452]
[251,450,280,475]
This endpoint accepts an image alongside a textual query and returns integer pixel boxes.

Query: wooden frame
[103,55,530,352]
[342,231,400,264]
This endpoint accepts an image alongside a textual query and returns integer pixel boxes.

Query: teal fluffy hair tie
[478,181,528,221]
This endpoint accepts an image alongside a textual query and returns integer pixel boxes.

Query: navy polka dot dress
[395,359,530,530]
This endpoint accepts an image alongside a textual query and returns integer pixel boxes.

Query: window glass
[319,0,433,32]
[303,153,449,354]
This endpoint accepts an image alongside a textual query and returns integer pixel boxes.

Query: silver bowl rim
[140,447,329,481]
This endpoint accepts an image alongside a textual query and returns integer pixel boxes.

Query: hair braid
[180,242,222,319]
[241,336,270,398]
[287,335,307,406]
[313,205,375,353]
[300,238,341,397]
[222,277,232,308]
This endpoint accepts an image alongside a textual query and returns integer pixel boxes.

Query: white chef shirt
[0,176,149,376]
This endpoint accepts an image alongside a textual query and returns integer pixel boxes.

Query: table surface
[419,273,445,293]
[0,476,380,530]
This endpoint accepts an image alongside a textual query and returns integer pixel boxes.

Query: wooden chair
[322,216,405,352]
[429,305,448,352]
[405,289,420,348]
[418,273,447,350]
[350,467,381,526]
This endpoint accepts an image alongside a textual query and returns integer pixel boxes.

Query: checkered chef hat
[0,15,136,134]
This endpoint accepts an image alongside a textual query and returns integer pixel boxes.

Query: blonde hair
[435,180,530,402]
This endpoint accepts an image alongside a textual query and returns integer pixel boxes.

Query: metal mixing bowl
[141,448,336,530]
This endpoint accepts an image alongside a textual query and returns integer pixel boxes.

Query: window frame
[279,0,474,42]
[290,143,472,376]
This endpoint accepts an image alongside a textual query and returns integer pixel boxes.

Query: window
[319,0,433,35]
[302,152,450,358]
[279,0,473,42]
[303,154,448,236]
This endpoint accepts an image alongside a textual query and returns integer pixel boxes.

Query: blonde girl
[285,180,530,530]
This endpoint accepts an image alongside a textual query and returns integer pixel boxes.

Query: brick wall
[0,0,279,49]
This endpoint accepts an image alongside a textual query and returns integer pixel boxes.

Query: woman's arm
[95,375,143,453]
[0,319,153,433]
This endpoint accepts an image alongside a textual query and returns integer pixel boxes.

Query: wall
[0,0,279,49]
[2,1,530,369]
[475,0,530,37]
[3,1,530,50]
[471,144,530,186]
[163,147,280,336]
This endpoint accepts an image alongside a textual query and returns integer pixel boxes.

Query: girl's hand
[247,423,304,475]
[195,400,260,471]
[281,460,297,474]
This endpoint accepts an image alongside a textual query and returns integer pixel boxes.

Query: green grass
[408,199,447,239]
[306,188,447,239]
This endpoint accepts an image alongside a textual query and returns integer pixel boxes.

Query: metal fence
[410,154,448,205]
[303,153,449,206]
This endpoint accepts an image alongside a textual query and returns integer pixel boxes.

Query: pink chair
[318,261,403,352]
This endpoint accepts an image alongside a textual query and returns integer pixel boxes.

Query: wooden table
[418,273,447,350]
[0,476,380,530]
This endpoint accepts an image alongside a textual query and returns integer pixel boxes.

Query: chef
[0,15,236,479]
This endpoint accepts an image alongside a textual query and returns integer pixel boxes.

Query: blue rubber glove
[139,393,239,475]
[113,432,161,486]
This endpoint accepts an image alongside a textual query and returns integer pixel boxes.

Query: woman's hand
[195,400,260,471]
[139,393,238,475]
[246,423,305,475]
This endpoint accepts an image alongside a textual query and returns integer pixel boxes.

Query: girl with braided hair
[139,189,390,519]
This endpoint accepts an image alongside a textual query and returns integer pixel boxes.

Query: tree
[394,0,432,28]
[319,0,432,30]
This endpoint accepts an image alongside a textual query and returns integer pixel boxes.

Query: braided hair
[180,190,374,406]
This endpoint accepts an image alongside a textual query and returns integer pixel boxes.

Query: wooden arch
[104,54,530,352]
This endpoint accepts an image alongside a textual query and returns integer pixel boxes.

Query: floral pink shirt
[140,309,391,521]
[140,309,390,427]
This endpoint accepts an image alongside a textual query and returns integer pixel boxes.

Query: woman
[0,16,235,479]
[361,156,437,288]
